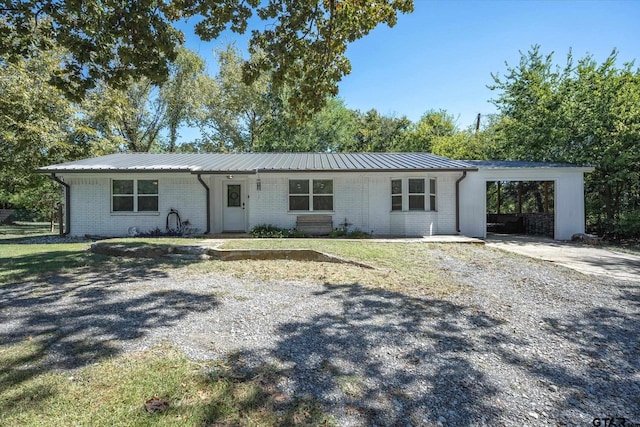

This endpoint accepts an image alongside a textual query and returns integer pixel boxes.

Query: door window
[227,184,241,207]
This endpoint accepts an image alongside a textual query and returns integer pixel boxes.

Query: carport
[458,160,594,240]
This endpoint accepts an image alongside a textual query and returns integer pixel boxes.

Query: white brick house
[38,152,593,240]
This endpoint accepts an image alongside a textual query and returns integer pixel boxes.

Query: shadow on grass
[0,253,217,417]
[0,249,96,282]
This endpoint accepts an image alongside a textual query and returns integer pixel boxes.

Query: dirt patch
[89,242,374,269]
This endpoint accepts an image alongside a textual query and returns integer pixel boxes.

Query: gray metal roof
[38,152,478,173]
[465,160,594,170]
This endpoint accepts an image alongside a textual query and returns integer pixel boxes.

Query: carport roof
[466,160,594,170]
[37,152,478,174]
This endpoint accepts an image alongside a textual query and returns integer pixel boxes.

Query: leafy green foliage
[257,98,359,152]
[490,46,640,237]
[0,42,106,222]
[161,48,207,152]
[328,228,370,239]
[249,224,293,238]
[197,46,273,152]
[1,0,414,116]
[339,109,412,152]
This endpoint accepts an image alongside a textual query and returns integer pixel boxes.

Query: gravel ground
[1,244,639,426]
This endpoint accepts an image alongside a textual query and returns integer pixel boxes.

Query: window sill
[110,211,161,216]
[390,210,438,214]
[288,211,335,214]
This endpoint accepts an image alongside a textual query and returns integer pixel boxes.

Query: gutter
[196,174,211,234]
[455,171,467,233]
[50,173,70,236]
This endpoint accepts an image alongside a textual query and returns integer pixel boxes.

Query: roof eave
[36,168,196,174]
[193,167,478,174]
[37,166,479,174]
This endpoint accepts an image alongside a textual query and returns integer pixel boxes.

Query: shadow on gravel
[535,282,640,423]
[0,265,218,415]
[198,283,507,426]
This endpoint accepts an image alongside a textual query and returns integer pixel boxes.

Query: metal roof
[38,152,478,173]
[465,160,594,170]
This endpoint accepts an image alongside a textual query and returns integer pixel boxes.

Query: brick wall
[247,172,459,237]
[68,174,206,237]
[65,171,461,237]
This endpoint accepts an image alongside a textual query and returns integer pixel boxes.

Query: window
[429,178,437,211]
[408,179,426,211]
[391,177,437,211]
[289,179,333,211]
[391,179,402,211]
[112,179,158,212]
[227,184,241,207]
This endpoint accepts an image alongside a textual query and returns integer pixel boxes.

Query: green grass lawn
[0,221,55,239]
[0,341,331,426]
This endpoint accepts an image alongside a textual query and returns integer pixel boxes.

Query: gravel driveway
[1,244,638,426]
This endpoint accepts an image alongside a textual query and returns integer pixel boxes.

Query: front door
[223,183,246,232]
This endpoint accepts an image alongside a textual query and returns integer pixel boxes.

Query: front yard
[1,225,638,426]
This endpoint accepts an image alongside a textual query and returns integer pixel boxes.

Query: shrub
[250,224,291,238]
[329,227,370,239]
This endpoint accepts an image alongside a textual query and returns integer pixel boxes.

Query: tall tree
[490,46,640,236]
[0,46,75,193]
[403,110,457,152]
[89,78,166,152]
[198,46,272,152]
[85,48,206,153]
[257,97,358,152]
[0,43,105,225]
[1,0,413,115]
[340,109,412,152]
[162,47,207,152]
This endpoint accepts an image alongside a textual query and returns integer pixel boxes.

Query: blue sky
[180,0,640,131]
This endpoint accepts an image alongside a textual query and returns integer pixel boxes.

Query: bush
[611,211,640,239]
[250,224,291,238]
[329,227,370,239]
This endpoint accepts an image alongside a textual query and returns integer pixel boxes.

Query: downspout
[455,171,467,233]
[196,174,211,234]
[50,173,70,236]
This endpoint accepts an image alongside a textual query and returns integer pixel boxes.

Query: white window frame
[391,178,403,211]
[408,178,426,211]
[390,177,437,212]
[288,179,334,212]
[429,178,437,211]
[111,179,159,213]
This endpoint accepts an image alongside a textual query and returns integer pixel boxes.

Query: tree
[403,110,457,152]
[83,48,206,153]
[431,130,491,160]
[1,0,413,115]
[490,46,640,237]
[197,46,272,152]
[0,44,105,227]
[162,47,207,152]
[89,78,167,152]
[341,109,412,152]
[257,97,358,152]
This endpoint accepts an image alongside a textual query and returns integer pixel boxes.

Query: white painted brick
[63,171,461,237]
[66,174,206,237]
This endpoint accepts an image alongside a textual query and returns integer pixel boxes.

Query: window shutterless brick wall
[247,172,458,237]
[68,175,206,237]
